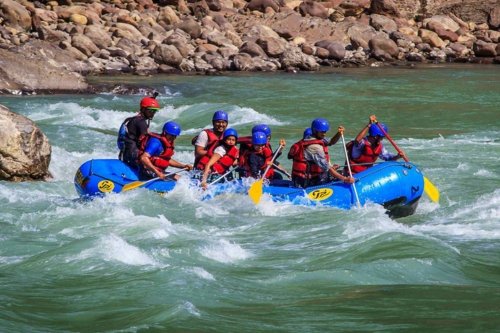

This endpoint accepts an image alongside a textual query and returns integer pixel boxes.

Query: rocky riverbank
[1,0,499,94]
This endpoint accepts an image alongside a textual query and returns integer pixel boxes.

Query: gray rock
[0,42,88,93]
[0,105,51,181]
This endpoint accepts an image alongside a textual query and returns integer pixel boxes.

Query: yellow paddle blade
[424,176,440,203]
[121,180,147,192]
[248,179,263,204]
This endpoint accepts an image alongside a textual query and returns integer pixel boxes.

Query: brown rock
[370,0,400,17]
[340,0,371,17]
[489,6,500,29]
[315,40,346,60]
[369,36,399,60]
[71,34,99,56]
[419,29,445,48]
[370,14,397,32]
[473,40,497,57]
[239,41,268,57]
[152,44,184,67]
[299,0,328,19]
[257,36,287,57]
[0,0,32,31]
[245,0,281,13]
[177,17,202,39]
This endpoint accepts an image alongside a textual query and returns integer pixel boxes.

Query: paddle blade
[248,179,263,204]
[424,176,439,203]
[121,180,146,192]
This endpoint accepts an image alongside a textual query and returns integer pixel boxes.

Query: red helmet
[140,97,160,110]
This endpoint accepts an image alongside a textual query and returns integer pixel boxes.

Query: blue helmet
[252,131,267,145]
[213,110,228,122]
[252,124,271,137]
[223,128,238,139]
[311,118,330,133]
[303,127,312,139]
[369,123,388,137]
[163,121,181,136]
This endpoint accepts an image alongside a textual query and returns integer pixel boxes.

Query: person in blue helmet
[237,123,286,179]
[200,128,239,189]
[238,131,278,179]
[346,115,406,174]
[193,110,229,168]
[138,121,193,180]
[303,125,346,147]
[288,118,354,188]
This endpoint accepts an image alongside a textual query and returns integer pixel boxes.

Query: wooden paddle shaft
[375,122,409,162]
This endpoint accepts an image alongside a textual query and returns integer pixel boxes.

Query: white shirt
[194,130,209,147]
[213,145,227,157]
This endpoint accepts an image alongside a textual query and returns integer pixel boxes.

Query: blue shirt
[144,137,164,156]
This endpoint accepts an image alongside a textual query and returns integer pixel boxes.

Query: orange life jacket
[288,139,329,179]
[138,133,175,171]
[196,143,239,174]
[192,129,223,167]
[238,145,274,178]
[347,138,382,173]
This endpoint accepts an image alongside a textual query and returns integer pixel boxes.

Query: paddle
[249,144,284,204]
[340,133,361,207]
[272,162,291,179]
[375,122,440,203]
[206,166,236,186]
[121,168,188,192]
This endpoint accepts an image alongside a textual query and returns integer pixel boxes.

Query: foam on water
[200,239,252,263]
[71,233,158,267]
[188,267,216,281]
[414,189,500,240]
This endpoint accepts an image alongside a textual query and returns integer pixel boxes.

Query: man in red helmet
[118,95,160,169]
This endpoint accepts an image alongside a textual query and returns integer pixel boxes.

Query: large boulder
[0,105,51,181]
[0,42,88,94]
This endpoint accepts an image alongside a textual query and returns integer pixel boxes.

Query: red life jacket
[138,133,175,171]
[289,139,329,179]
[192,129,223,166]
[196,143,239,174]
[348,137,382,173]
[239,145,274,178]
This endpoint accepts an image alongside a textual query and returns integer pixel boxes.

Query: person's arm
[168,158,193,170]
[328,126,344,146]
[354,115,377,143]
[140,152,166,179]
[378,144,405,161]
[328,166,355,183]
[140,139,165,179]
[200,153,222,189]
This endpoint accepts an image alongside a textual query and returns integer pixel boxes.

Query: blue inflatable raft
[74,159,424,218]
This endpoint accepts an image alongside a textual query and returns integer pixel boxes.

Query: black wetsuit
[119,115,149,169]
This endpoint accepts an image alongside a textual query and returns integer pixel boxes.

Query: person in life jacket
[138,121,193,180]
[288,118,355,188]
[238,131,277,179]
[199,128,239,189]
[193,110,228,168]
[237,124,287,179]
[346,115,406,174]
[118,94,161,169]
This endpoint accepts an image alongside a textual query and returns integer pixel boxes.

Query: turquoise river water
[1,64,500,332]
